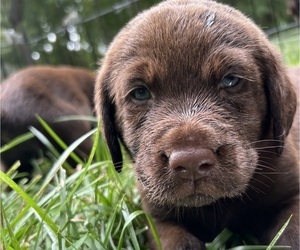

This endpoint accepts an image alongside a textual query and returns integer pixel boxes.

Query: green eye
[221,75,240,88]
[132,86,151,101]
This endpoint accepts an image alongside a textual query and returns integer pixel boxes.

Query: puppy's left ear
[263,52,297,155]
[95,74,123,172]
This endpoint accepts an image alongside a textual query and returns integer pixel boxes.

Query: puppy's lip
[177,180,219,197]
[175,178,235,202]
[175,193,216,207]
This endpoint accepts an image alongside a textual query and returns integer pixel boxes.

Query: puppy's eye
[132,86,151,101]
[221,75,240,88]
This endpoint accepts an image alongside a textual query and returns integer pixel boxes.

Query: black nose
[168,148,216,180]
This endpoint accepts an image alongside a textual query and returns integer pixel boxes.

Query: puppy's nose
[169,148,216,180]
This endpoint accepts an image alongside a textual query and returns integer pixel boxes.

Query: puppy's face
[95,0,296,207]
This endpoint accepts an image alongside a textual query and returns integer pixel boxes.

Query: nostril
[159,151,169,164]
[174,166,187,173]
[199,163,213,171]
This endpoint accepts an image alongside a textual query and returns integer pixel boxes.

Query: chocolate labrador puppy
[1,65,95,174]
[95,0,299,249]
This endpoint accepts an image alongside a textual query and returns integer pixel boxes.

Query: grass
[1,121,159,250]
[1,28,298,250]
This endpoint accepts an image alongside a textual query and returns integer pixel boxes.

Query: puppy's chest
[165,205,238,240]
[167,198,278,241]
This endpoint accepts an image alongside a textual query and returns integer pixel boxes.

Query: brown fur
[1,65,95,173]
[95,0,299,248]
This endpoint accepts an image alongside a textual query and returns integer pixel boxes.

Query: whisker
[256,162,278,171]
[255,146,284,151]
[249,139,284,144]
[250,176,271,188]
[247,184,266,195]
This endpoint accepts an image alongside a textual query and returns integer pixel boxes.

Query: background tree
[0,0,296,80]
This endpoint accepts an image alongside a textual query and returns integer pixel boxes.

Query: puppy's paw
[149,221,205,250]
[168,236,204,250]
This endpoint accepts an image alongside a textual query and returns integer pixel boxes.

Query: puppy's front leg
[268,199,299,249]
[149,220,204,250]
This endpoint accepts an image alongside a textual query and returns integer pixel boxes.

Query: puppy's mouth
[174,191,217,207]
[170,178,234,207]
[138,172,243,207]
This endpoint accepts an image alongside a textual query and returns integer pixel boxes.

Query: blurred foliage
[222,0,294,28]
[1,0,159,77]
[0,0,296,79]
[270,27,300,66]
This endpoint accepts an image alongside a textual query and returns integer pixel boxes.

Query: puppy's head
[95,0,296,207]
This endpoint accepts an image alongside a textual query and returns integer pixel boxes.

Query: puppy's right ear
[261,50,297,155]
[95,78,123,172]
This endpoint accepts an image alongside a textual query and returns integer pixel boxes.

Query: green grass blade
[39,128,96,194]
[119,205,144,250]
[206,228,234,250]
[84,124,99,170]
[117,200,152,250]
[266,215,293,250]
[29,126,74,171]
[35,115,84,165]
[0,132,34,153]
[102,204,119,247]
[1,200,21,250]
[66,233,88,250]
[144,213,162,250]
[62,128,98,206]
[55,115,97,123]
[29,126,60,157]
[3,161,21,178]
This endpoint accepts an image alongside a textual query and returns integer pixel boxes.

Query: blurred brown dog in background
[95,0,299,249]
[1,65,95,174]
